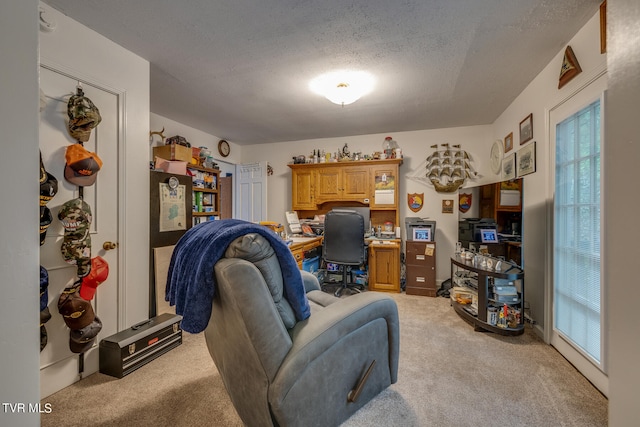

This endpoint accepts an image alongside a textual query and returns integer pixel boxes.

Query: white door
[549,73,607,396]
[39,66,119,398]
[235,162,267,222]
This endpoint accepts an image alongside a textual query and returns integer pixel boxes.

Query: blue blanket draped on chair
[166,219,311,333]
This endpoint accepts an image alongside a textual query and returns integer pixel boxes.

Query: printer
[458,218,498,242]
[405,217,436,241]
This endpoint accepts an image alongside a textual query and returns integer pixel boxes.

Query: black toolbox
[99,313,183,378]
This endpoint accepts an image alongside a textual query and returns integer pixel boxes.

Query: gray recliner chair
[204,233,399,427]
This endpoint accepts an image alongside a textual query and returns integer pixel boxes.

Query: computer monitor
[480,228,499,243]
[412,227,431,242]
[331,207,370,235]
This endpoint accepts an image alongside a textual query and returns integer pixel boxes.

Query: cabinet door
[368,243,400,292]
[370,165,398,208]
[292,169,316,209]
[342,166,370,201]
[316,168,341,201]
[479,184,496,218]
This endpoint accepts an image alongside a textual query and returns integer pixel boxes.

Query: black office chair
[322,210,366,297]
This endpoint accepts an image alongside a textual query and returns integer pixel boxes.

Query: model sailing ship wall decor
[425,143,478,193]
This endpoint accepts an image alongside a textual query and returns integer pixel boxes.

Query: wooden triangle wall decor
[558,45,582,89]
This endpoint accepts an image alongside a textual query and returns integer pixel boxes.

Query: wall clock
[218,139,230,157]
[168,176,179,189]
[490,139,503,175]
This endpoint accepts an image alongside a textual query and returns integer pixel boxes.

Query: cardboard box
[154,156,187,175]
[153,144,192,162]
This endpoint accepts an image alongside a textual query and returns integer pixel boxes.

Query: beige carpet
[41,293,608,426]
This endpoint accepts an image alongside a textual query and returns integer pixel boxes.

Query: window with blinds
[553,99,602,364]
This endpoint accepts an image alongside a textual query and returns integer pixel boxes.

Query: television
[412,227,431,242]
[480,228,499,243]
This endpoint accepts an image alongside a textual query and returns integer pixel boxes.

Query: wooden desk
[288,236,323,269]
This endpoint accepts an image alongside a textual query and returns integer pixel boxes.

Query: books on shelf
[192,215,219,226]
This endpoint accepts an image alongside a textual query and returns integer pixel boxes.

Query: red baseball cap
[80,256,109,300]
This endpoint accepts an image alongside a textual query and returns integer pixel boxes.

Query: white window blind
[554,99,601,363]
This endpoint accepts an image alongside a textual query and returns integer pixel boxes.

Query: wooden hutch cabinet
[315,165,370,202]
[291,168,315,209]
[288,159,402,229]
[479,178,522,230]
[289,159,403,293]
[478,178,522,264]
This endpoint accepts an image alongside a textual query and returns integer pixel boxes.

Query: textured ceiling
[42,0,601,144]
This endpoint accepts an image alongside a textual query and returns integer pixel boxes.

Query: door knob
[103,241,118,250]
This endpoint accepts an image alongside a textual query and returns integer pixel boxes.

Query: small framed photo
[502,152,516,180]
[504,132,513,152]
[516,142,536,177]
[442,199,454,214]
[519,113,533,145]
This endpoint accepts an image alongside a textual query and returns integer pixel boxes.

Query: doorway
[549,73,607,396]
[39,65,121,398]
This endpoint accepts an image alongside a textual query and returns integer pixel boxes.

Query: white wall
[606,0,640,424]
[492,12,605,329]
[242,125,494,285]
[0,1,41,426]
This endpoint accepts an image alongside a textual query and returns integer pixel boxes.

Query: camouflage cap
[67,94,101,142]
[61,238,92,277]
[58,198,92,240]
[58,198,92,277]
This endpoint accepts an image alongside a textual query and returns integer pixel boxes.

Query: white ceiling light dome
[309,70,375,106]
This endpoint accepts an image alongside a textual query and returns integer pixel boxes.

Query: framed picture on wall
[519,114,533,145]
[503,153,516,180]
[504,132,513,152]
[516,142,536,177]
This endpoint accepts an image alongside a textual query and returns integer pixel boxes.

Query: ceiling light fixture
[309,71,375,106]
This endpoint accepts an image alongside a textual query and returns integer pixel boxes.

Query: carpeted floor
[41,293,608,426]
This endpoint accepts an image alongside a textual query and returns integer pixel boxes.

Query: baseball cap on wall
[40,265,49,312]
[41,325,48,352]
[40,151,58,206]
[40,151,47,184]
[64,143,103,187]
[67,93,102,142]
[58,198,93,277]
[80,256,109,300]
[57,290,96,330]
[40,172,58,206]
[69,316,102,353]
[40,206,52,246]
